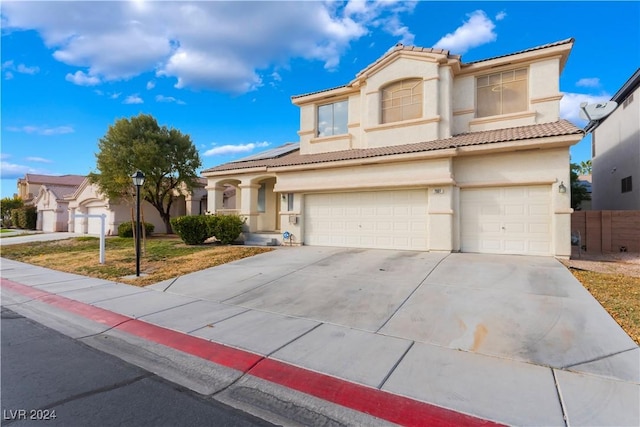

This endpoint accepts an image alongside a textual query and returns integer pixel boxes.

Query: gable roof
[34,184,79,204]
[21,174,86,187]
[292,38,574,100]
[203,120,583,174]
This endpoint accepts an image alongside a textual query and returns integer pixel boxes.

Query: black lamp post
[131,170,145,277]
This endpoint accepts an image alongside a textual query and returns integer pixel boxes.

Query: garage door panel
[305,189,428,251]
[461,185,551,256]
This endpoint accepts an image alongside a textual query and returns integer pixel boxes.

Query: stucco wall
[592,86,640,210]
[453,147,572,256]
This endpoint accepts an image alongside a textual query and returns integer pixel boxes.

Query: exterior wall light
[558,181,567,194]
[434,188,444,194]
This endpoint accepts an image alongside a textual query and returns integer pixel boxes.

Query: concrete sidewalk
[1,248,639,426]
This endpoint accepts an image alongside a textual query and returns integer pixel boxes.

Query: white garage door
[304,190,428,250]
[87,207,108,235]
[41,211,55,232]
[461,185,551,256]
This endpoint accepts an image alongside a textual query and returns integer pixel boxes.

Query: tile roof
[463,38,574,65]
[203,120,583,174]
[43,184,80,200]
[23,174,86,186]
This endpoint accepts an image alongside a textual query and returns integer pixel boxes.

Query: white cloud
[146,80,155,90]
[576,78,601,88]
[16,64,39,74]
[26,157,53,163]
[109,92,121,99]
[495,11,507,21]
[65,70,100,86]
[123,94,143,104]
[0,161,46,179]
[155,94,185,105]
[1,1,416,94]
[433,10,497,54]
[560,92,611,125]
[6,125,74,135]
[204,141,270,157]
[1,59,39,76]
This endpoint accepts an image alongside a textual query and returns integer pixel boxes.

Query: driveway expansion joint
[551,368,570,427]
[375,253,450,333]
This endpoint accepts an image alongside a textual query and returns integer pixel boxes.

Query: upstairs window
[622,176,632,193]
[317,100,348,137]
[381,78,423,124]
[476,68,528,118]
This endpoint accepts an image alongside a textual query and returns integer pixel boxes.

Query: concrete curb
[2,278,500,426]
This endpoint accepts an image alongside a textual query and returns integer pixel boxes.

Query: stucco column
[427,185,454,252]
[185,195,200,216]
[553,180,573,258]
[238,183,260,232]
[68,207,75,233]
[206,185,225,214]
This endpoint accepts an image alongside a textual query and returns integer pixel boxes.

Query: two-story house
[202,38,584,257]
[588,67,640,210]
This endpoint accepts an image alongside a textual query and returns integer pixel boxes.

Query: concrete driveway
[151,246,638,377]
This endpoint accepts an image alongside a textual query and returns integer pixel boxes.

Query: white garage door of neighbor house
[461,185,552,256]
[41,211,55,232]
[304,189,428,251]
[87,207,108,235]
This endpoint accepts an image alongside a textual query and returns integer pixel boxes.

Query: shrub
[117,221,154,238]
[170,215,211,245]
[210,214,245,244]
[11,206,37,230]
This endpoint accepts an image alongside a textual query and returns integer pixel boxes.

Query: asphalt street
[0,306,274,427]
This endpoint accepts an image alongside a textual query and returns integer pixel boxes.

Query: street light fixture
[131,170,145,277]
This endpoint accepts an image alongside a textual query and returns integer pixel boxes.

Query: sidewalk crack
[562,347,638,369]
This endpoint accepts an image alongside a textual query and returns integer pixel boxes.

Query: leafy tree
[570,162,591,210]
[1,196,23,227]
[89,114,202,233]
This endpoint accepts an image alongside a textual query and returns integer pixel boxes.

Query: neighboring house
[34,184,80,232]
[588,68,640,210]
[203,39,584,257]
[576,174,592,211]
[65,178,207,235]
[17,174,85,205]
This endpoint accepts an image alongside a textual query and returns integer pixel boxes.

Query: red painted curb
[2,278,502,427]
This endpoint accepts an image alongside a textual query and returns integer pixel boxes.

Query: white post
[99,214,106,264]
[71,213,106,264]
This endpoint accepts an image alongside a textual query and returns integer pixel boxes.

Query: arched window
[381,78,423,124]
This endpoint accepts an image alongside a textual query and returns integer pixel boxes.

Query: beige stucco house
[65,178,208,235]
[17,174,85,205]
[203,38,584,257]
[588,68,639,210]
[33,184,79,232]
[15,174,85,232]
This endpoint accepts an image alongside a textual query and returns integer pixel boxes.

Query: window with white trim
[257,183,266,213]
[476,68,528,118]
[317,100,348,137]
[381,78,423,124]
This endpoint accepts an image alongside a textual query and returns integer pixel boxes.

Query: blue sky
[1,1,638,198]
